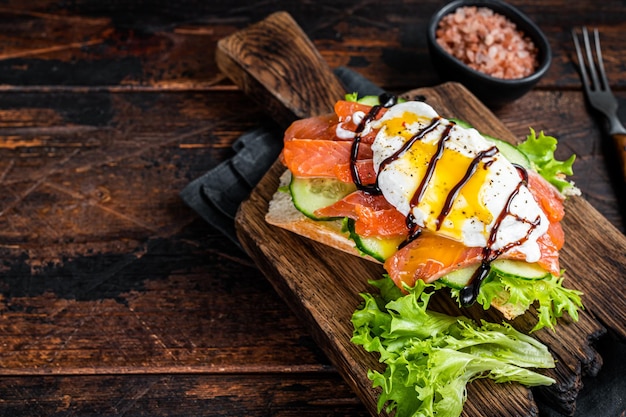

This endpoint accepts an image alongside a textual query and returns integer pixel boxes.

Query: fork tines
[572,27,610,93]
[572,26,626,177]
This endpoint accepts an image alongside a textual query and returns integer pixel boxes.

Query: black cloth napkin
[179,122,283,248]
[179,67,625,417]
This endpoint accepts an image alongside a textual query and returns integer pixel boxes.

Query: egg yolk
[382,114,494,242]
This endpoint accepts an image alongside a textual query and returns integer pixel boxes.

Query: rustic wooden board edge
[235,161,383,417]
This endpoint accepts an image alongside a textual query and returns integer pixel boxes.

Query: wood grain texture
[0,0,624,92]
[0,227,329,372]
[0,90,265,264]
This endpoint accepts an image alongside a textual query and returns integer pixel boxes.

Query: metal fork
[572,27,626,181]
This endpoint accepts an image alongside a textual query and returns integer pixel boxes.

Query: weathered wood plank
[0,0,623,90]
[0,90,265,264]
[0,231,332,372]
[0,374,366,416]
[216,11,346,127]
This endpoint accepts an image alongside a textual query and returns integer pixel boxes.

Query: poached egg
[369,101,548,262]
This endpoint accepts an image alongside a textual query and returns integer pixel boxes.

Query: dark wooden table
[0,1,624,416]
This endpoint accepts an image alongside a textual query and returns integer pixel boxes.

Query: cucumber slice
[449,118,531,169]
[490,259,552,280]
[356,95,382,106]
[290,177,356,220]
[439,265,479,290]
[439,260,551,290]
[346,219,404,262]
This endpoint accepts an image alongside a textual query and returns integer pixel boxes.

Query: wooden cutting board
[217,11,626,417]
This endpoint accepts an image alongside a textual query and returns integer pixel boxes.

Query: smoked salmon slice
[314,191,408,237]
[380,172,565,289]
[282,139,376,183]
[384,225,562,291]
[284,113,339,143]
[281,100,386,182]
[333,100,387,144]
[527,170,565,223]
[385,232,483,287]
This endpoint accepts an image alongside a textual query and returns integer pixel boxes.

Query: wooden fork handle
[612,133,626,182]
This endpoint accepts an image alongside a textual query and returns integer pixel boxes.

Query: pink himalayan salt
[435,6,539,79]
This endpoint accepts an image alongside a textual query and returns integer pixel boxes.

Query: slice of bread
[265,170,380,263]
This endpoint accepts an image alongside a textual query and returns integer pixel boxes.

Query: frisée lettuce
[351,278,556,417]
[517,128,578,194]
[443,271,583,332]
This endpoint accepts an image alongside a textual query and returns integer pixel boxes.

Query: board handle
[216,11,347,127]
[611,132,626,183]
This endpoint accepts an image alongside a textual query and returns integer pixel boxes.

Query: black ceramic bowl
[427,0,551,107]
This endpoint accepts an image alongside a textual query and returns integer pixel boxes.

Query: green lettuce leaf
[517,128,577,193]
[447,272,584,332]
[351,278,555,417]
[344,92,360,102]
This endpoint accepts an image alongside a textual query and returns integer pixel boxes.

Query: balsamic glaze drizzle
[349,104,383,192]
[410,120,451,214]
[349,94,399,193]
[377,118,442,176]
[376,116,443,243]
[347,96,539,306]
